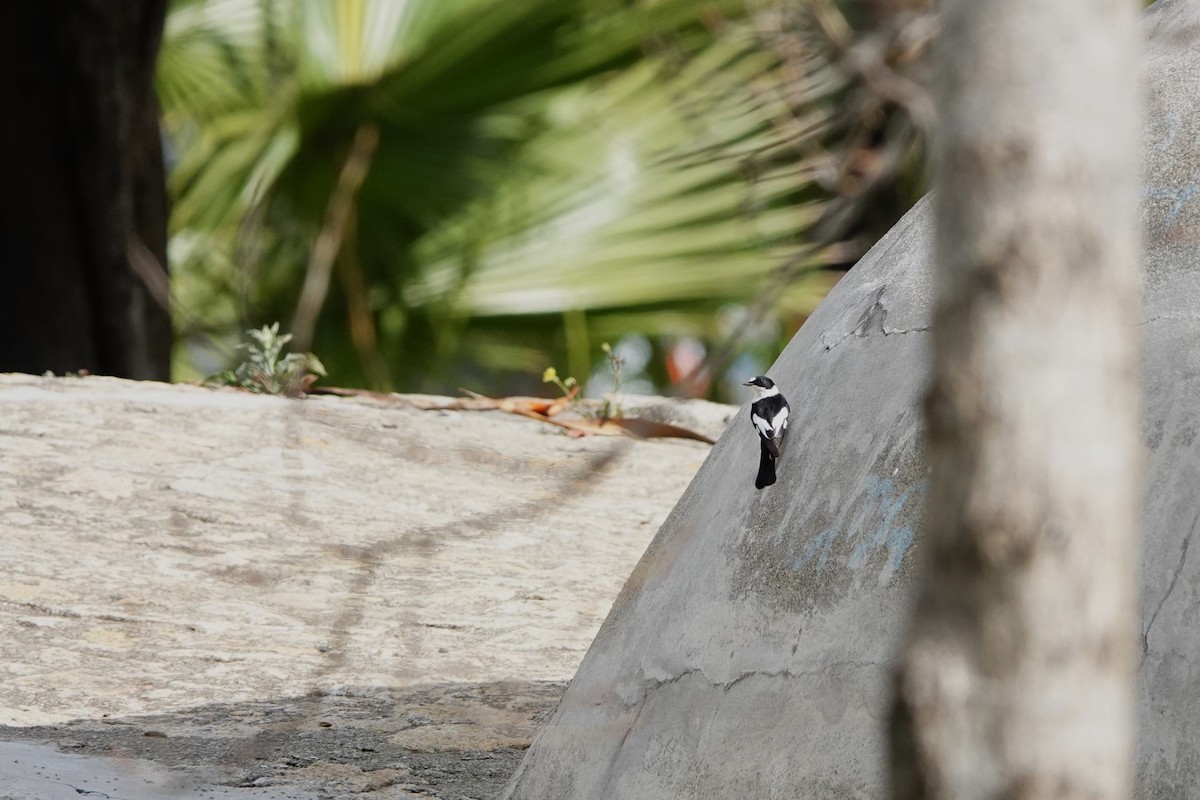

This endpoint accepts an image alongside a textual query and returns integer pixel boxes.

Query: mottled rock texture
[0,373,727,797]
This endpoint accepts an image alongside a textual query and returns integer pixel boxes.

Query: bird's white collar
[750,384,780,400]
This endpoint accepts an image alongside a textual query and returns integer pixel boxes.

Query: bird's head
[742,375,778,399]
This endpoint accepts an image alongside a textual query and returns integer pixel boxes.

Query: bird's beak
[742,380,754,386]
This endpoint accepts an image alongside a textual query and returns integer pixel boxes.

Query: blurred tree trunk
[0,1,170,379]
[890,1,1141,798]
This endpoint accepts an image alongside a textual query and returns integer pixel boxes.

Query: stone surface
[0,682,563,799]
[504,3,1200,798]
[0,373,729,797]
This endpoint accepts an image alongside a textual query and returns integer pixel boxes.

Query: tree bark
[0,0,170,379]
[890,1,1141,798]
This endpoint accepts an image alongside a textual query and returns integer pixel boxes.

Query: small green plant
[542,366,578,397]
[541,343,625,419]
[599,342,625,420]
[212,323,326,396]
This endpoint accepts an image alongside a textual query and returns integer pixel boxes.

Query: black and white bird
[743,376,789,489]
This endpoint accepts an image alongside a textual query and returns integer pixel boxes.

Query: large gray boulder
[504,2,1200,797]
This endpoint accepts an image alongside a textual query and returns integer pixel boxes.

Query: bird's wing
[753,410,782,458]
[771,405,789,455]
[752,411,774,439]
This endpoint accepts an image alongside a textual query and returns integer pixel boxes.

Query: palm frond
[159,0,858,396]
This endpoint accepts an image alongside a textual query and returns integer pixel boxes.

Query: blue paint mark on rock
[788,474,926,584]
[847,476,925,576]
[796,527,839,575]
[1145,183,1198,232]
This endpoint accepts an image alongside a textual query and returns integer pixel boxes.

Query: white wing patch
[752,406,788,438]
[752,412,773,438]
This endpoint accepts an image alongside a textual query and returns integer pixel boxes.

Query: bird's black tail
[755,439,776,489]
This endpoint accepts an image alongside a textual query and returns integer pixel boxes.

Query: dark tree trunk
[0,0,170,380]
